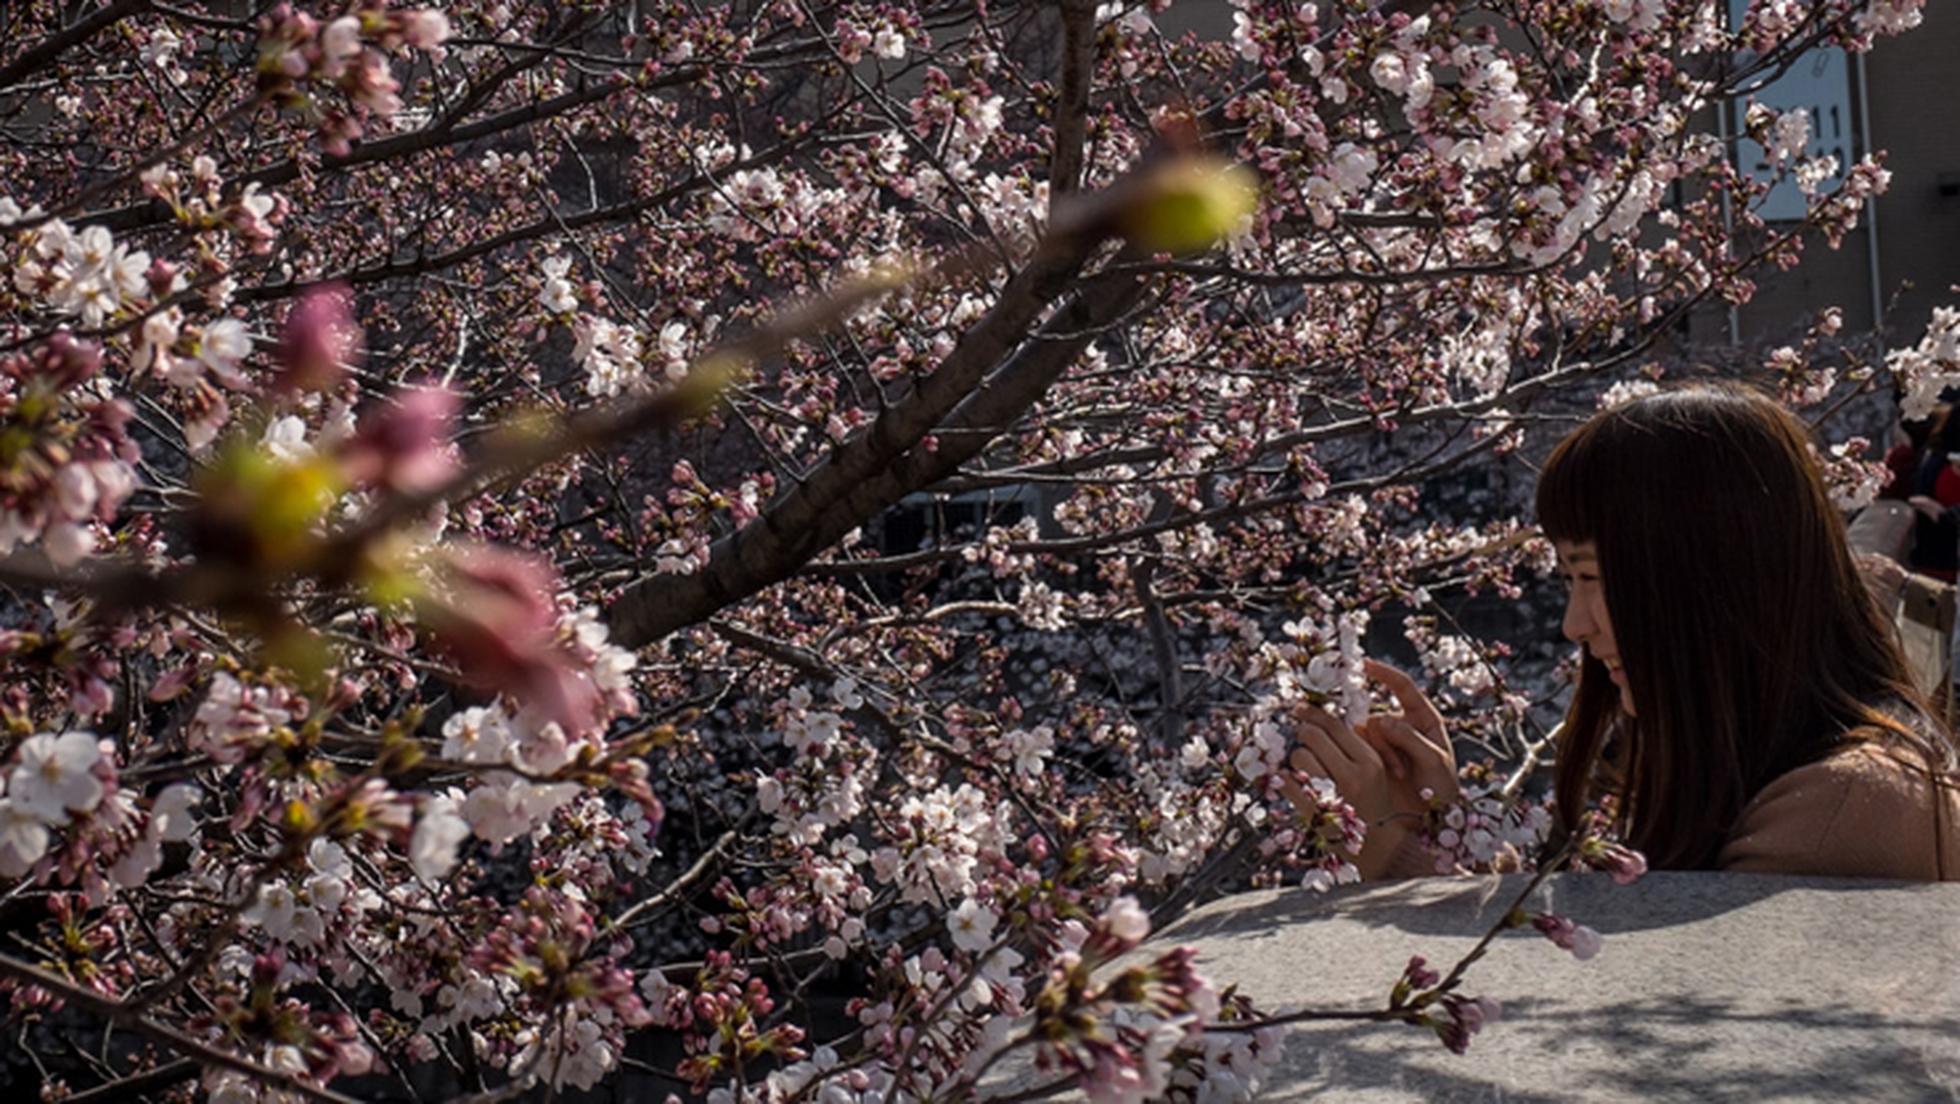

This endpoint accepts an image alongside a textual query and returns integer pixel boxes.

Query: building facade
[1716,1,1960,347]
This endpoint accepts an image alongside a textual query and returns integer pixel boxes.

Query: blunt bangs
[1534,405,1613,547]
[1534,387,1796,565]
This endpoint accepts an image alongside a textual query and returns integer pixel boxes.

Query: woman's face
[1556,540,1635,716]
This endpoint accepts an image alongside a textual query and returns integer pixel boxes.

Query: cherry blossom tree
[0,0,1942,1099]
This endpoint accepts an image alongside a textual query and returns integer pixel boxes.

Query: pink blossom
[319,17,362,79]
[402,11,453,50]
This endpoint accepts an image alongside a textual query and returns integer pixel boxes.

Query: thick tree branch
[1133,534,1186,748]
[808,430,1519,584]
[604,223,1142,647]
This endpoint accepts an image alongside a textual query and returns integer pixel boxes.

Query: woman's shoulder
[1789,741,1947,796]
[1718,739,1960,880]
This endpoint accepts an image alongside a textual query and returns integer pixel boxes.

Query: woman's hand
[1355,659,1460,812]
[1284,660,1459,879]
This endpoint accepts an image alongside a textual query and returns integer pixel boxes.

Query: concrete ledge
[1156,873,1960,1101]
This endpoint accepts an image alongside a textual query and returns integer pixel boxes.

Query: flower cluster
[1389,955,1506,1055]
[1889,306,1960,420]
[1244,611,1372,725]
[0,336,139,565]
[10,220,153,329]
[255,2,451,153]
[1411,786,1555,875]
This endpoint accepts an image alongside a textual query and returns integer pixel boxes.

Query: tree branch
[1133,497,1185,748]
[605,223,1138,647]
[59,1059,198,1104]
[1048,0,1096,196]
[0,954,364,1104]
[0,0,153,93]
[81,32,837,233]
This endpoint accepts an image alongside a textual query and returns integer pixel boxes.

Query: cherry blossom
[409,796,469,880]
[1531,912,1606,962]
[8,732,107,825]
[0,800,50,878]
[0,0,1937,1098]
[948,897,999,953]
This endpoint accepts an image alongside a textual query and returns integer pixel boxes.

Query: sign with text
[1731,0,1854,221]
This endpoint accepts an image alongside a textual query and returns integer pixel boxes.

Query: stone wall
[1152,872,1960,1102]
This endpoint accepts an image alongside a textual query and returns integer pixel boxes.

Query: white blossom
[947,897,997,952]
[411,795,471,881]
[460,776,579,845]
[1102,895,1151,945]
[150,783,203,842]
[198,317,252,378]
[574,315,644,397]
[442,705,515,765]
[0,800,51,877]
[538,254,577,313]
[9,731,106,824]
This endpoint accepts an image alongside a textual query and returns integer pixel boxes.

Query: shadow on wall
[1142,873,1960,1103]
[1157,869,1935,940]
[1276,995,1960,1103]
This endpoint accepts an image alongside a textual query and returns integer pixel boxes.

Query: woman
[1293,384,1960,880]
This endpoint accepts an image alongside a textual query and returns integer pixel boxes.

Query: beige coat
[1717,741,1960,881]
[1380,740,1960,881]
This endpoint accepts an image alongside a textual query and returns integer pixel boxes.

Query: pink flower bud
[1402,954,1439,990]
[37,332,103,389]
[251,947,285,988]
[343,385,460,493]
[318,110,362,158]
[1602,844,1648,885]
[145,257,183,298]
[273,283,359,396]
[1531,911,1604,961]
[419,545,600,736]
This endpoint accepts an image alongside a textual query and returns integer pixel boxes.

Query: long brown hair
[1535,383,1946,869]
